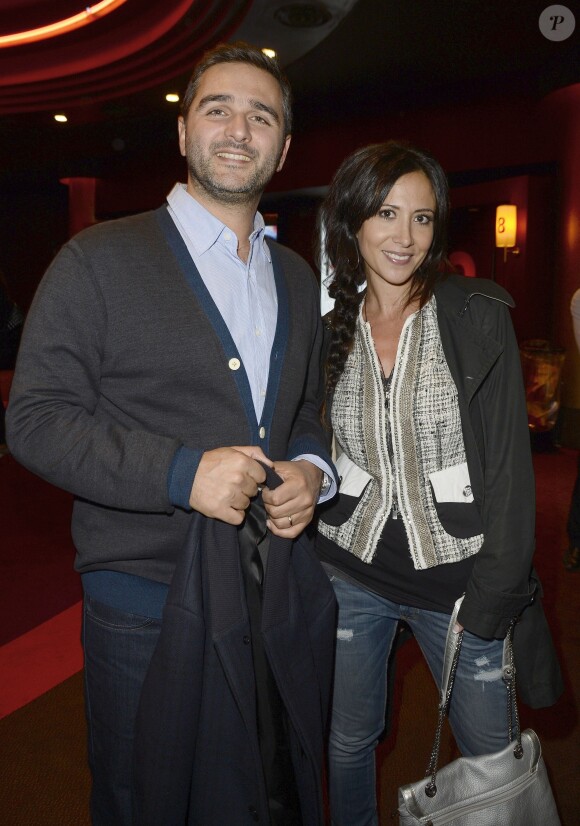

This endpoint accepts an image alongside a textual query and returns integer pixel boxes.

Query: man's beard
[185,138,284,205]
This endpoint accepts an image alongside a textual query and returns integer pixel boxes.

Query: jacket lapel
[435,282,505,405]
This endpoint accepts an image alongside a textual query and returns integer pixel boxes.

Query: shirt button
[228,358,240,371]
[462,485,472,498]
[223,232,231,241]
[243,635,250,645]
[255,328,261,337]
[259,426,266,439]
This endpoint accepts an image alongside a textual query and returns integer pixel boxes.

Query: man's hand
[189,446,271,524]
[261,459,322,538]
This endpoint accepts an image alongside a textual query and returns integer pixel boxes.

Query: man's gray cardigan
[7,205,334,584]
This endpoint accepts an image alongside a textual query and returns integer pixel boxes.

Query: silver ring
[288,515,293,527]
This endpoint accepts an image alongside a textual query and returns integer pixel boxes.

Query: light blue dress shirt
[167,183,276,419]
[166,183,335,502]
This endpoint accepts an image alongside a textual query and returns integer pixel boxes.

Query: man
[7,43,336,825]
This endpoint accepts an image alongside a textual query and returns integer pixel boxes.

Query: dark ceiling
[0,0,578,177]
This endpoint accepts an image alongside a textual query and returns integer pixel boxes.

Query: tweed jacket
[319,297,484,568]
[7,205,334,583]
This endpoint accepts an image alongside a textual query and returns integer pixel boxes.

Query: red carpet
[0,454,80,645]
[1,454,82,718]
[0,602,82,719]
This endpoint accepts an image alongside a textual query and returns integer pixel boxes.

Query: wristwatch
[319,472,332,496]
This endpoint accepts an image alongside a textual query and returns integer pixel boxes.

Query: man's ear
[177,116,186,157]
[276,134,292,172]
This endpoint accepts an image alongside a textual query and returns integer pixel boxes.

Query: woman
[315,141,562,826]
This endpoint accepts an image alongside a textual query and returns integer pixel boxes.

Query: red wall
[57,82,580,421]
[273,94,559,192]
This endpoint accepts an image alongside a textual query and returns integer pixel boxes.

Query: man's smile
[216,151,252,162]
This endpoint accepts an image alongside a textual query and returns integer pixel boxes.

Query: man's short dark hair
[181,41,293,136]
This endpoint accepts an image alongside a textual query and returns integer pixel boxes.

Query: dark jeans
[567,452,580,546]
[82,594,162,826]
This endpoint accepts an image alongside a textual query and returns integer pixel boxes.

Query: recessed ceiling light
[261,48,277,59]
[54,114,68,123]
[165,93,180,103]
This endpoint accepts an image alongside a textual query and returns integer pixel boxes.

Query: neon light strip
[0,0,129,48]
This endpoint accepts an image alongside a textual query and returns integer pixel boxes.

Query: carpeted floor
[1,672,91,826]
[0,448,578,824]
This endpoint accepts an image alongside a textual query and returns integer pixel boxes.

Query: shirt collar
[167,182,269,259]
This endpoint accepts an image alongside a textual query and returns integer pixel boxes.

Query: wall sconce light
[495,204,519,262]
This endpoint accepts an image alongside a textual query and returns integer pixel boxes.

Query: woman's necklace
[378,357,394,389]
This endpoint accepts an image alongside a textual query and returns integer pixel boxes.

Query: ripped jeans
[327,575,508,826]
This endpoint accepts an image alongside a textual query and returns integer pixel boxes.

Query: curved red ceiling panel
[0,1,130,49]
[0,1,90,35]
[0,0,193,82]
[0,0,253,114]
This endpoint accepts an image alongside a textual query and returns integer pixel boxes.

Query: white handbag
[398,599,561,825]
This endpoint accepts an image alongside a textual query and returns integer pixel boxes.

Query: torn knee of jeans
[336,627,354,641]
[473,655,503,682]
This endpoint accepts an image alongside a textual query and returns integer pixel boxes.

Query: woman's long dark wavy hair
[317,141,450,395]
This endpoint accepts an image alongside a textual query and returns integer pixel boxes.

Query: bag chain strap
[504,619,523,759]
[424,618,520,799]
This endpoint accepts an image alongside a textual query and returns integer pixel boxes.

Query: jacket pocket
[429,462,484,539]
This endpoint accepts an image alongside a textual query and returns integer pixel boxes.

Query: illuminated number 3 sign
[495,205,517,261]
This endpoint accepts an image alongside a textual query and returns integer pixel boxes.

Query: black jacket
[133,510,337,825]
[435,275,562,707]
